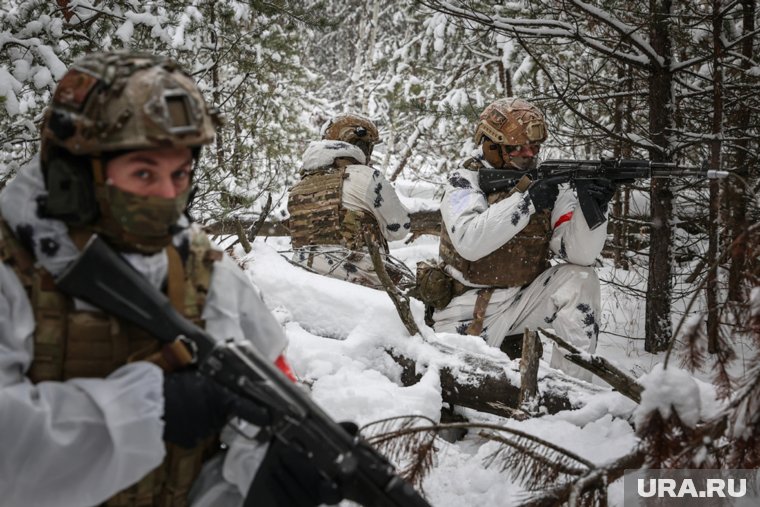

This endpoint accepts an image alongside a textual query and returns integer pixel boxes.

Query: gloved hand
[163,369,271,448]
[244,423,360,507]
[528,179,559,213]
[586,178,617,212]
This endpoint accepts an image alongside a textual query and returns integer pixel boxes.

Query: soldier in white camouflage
[288,113,413,289]
[424,98,615,382]
[0,51,332,507]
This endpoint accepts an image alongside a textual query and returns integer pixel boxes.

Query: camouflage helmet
[38,51,218,253]
[41,51,218,161]
[473,98,547,147]
[321,113,380,162]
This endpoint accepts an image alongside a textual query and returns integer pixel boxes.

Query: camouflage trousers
[433,264,601,382]
[291,245,413,291]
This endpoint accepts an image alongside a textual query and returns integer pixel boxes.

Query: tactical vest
[288,158,387,253]
[440,160,552,288]
[0,217,222,507]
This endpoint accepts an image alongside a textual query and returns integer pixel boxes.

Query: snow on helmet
[321,113,380,163]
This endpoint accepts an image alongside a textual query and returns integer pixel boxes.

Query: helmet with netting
[321,113,380,162]
[473,98,547,147]
[41,51,217,162]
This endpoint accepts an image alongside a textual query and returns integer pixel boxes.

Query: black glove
[586,178,617,212]
[244,422,360,507]
[528,179,560,213]
[163,369,271,448]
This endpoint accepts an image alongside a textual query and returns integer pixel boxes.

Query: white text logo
[637,478,746,498]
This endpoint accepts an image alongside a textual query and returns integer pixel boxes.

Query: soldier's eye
[134,169,153,181]
[172,169,190,181]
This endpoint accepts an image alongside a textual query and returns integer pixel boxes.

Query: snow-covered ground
[210,218,732,507]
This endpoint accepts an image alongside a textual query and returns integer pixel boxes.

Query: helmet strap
[38,149,99,226]
[481,141,506,168]
[91,156,106,185]
[353,140,373,164]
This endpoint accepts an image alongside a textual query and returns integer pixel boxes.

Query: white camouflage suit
[433,155,607,381]
[290,140,412,288]
[0,158,287,506]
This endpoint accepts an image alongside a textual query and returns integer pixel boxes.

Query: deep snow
[222,223,726,506]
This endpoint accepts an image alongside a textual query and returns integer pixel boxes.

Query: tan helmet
[41,51,218,162]
[321,113,380,162]
[38,51,219,252]
[473,98,547,147]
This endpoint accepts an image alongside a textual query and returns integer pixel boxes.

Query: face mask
[99,184,190,253]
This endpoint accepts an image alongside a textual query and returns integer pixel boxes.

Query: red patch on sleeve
[275,354,297,383]
[553,211,573,229]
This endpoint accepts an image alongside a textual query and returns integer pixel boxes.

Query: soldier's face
[505,144,540,170]
[507,144,541,158]
[105,147,193,198]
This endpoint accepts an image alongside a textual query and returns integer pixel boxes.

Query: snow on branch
[421,0,653,69]
[569,0,663,67]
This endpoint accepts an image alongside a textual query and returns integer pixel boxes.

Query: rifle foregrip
[575,179,607,230]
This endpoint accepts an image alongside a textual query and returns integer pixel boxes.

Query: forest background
[1,0,759,502]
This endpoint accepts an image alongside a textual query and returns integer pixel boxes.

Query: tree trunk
[497,60,513,97]
[389,119,436,182]
[707,0,724,353]
[519,330,541,411]
[210,4,225,172]
[726,0,756,301]
[612,66,630,269]
[645,0,675,353]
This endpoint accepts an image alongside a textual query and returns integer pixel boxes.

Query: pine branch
[479,430,590,491]
[234,219,252,254]
[667,223,760,367]
[678,315,707,372]
[362,416,621,499]
[361,415,439,490]
[516,450,646,507]
[249,193,273,239]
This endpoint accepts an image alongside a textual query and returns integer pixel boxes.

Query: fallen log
[389,339,605,420]
[538,327,643,404]
[205,210,443,240]
[204,218,290,237]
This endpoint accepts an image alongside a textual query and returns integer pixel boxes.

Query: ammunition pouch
[415,261,471,311]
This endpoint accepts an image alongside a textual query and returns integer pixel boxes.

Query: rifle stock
[478,158,729,230]
[56,235,431,507]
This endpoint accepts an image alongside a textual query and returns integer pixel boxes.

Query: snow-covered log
[389,340,605,419]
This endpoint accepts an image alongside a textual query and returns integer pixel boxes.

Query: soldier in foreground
[288,113,413,289]
[0,52,333,506]
[424,98,615,381]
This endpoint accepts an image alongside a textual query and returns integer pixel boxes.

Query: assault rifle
[479,159,729,230]
[56,235,431,507]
